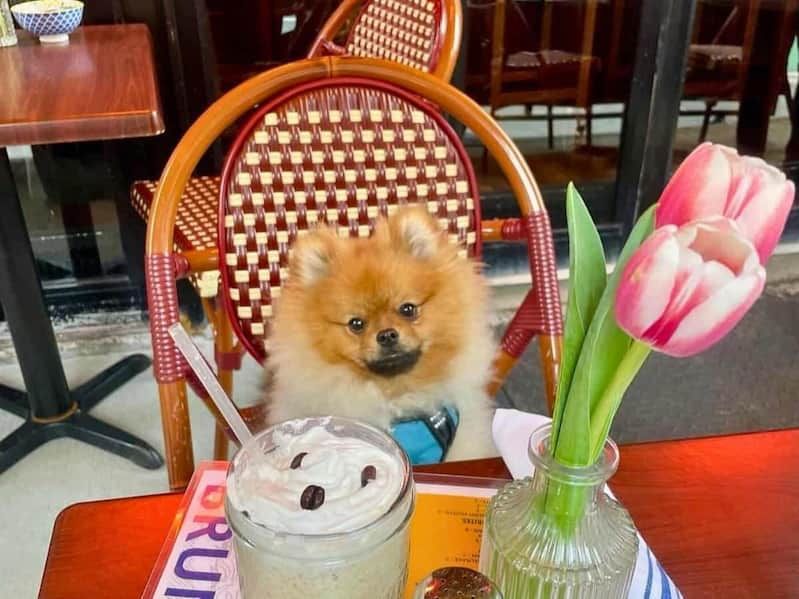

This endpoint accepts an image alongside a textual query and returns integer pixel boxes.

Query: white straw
[168,323,253,446]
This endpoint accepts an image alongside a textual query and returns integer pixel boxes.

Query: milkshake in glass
[225,416,415,598]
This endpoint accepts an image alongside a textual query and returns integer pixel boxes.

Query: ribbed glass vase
[480,424,638,599]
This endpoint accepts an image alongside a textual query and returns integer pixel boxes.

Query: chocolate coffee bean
[361,465,377,487]
[290,452,308,470]
[300,485,325,510]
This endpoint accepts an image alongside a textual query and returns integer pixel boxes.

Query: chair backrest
[308,0,463,81]
[148,58,561,391]
[218,77,481,360]
[146,58,561,488]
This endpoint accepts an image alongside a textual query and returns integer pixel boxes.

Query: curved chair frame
[146,57,562,489]
[487,0,599,147]
[308,0,463,81]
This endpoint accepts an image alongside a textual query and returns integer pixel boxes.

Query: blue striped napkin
[492,409,683,599]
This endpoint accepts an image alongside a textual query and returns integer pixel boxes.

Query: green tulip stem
[541,476,591,538]
[590,339,652,459]
[540,342,651,539]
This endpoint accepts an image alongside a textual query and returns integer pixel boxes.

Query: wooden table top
[0,24,164,146]
[38,428,799,599]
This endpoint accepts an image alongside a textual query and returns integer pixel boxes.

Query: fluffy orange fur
[266,208,498,460]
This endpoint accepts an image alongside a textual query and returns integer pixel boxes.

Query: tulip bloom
[615,218,765,357]
[656,143,795,264]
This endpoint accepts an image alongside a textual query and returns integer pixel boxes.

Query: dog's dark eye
[398,303,418,319]
[347,317,366,333]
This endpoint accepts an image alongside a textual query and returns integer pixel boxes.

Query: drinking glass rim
[227,416,414,543]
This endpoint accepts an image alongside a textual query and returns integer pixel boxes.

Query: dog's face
[278,208,480,396]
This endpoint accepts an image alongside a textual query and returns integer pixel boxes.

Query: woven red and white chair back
[218,78,481,361]
[345,0,445,72]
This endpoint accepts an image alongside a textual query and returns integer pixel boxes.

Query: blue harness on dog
[390,405,459,465]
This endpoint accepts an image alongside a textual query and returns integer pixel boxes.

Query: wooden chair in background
[684,0,799,144]
[144,57,563,490]
[684,0,763,141]
[132,0,464,461]
[488,0,600,148]
[685,0,799,141]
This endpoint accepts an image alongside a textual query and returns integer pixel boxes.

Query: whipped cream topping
[227,421,406,534]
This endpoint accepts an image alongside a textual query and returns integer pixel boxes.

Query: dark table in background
[0,25,165,473]
[38,429,799,598]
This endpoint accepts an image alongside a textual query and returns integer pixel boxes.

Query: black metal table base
[0,354,163,474]
[1,147,163,476]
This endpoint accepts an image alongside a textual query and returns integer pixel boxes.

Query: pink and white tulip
[615,218,765,357]
[655,142,795,264]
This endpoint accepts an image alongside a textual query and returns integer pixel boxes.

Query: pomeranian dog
[265,207,498,461]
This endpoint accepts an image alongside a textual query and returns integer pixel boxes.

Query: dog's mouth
[366,349,422,377]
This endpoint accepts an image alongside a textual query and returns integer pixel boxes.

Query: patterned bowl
[11,0,84,44]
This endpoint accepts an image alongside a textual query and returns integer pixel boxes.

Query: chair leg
[784,78,795,128]
[480,146,490,174]
[486,348,521,399]
[157,380,194,490]
[213,423,229,461]
[492,289,537,400]
[547,105,554,149]
[212,297,235,461]
[537,334,561,416]
[586,105,593,147]
[490,341,560,415]
[699,100,715,142]
[480,106,497,173]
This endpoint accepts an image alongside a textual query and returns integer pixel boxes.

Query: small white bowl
[11,0,84,45]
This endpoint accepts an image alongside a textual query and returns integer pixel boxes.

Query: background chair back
[218,78,481,360]
[309,0,462,81]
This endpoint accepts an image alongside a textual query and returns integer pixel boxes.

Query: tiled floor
[0,335,263,599]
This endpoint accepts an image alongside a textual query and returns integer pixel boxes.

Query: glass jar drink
[225,416,415,599]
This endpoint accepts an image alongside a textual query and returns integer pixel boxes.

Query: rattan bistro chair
[132,0,464,459]
[146,57,563,490]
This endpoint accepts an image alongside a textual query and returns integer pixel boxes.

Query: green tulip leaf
[553,204,656,466]
[590,340,651,459]
[551,183,607,449]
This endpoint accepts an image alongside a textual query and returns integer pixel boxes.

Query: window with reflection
[675,0,798,201]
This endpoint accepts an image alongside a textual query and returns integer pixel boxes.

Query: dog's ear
[289,226,338,285]
[381,207,446,260]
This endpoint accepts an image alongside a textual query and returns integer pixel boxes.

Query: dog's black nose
[376,328,400,348]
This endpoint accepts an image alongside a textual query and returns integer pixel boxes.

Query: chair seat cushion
[131,176,221,297]
[131,176,220,251]
[506,49,593,70]
[688,44,742,73]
